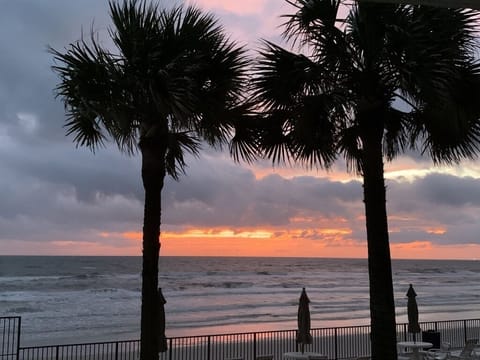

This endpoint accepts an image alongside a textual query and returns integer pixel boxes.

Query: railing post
[207,335,211,360]
[16,317,21,360]
[253,333,257,359]
[464,319,468,344]
[55,345,59,360]
[168,338,173,360]
[334,328,338,360]
[114,342,118,360]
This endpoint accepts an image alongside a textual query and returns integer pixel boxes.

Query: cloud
[161,154,364,229]
[1,1,480,258]
[387,174,480,245]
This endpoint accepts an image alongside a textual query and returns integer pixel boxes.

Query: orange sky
[17,225,478,259]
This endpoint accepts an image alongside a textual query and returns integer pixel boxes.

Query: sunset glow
[40,216,471,260]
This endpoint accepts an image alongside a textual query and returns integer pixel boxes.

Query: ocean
[1,256,479,346]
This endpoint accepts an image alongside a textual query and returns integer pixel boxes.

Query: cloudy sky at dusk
[1,0,480,259]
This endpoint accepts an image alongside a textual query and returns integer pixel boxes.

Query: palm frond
[110,0,160,67]
[164,132,201,180]
[253,41,320,109]
[229,111,263,164]
[283,0,342,48]
[387,6,480,105]
[289,94,339,168]
[197,99,252,149]
[383,108,410,161]
[51,32,140,155]
[416,67,480,164]
[63,113,106,151]
[337,125,363,174]
[257,111,294,166]
[391,7,480,164]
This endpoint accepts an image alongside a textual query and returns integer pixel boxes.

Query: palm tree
[252,1,480,359]
[50,1,252,359]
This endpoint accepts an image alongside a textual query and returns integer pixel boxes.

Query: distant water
[1,256,479,346]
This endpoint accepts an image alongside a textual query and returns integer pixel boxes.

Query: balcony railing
[3,316,480,360]
[0,317,21,360]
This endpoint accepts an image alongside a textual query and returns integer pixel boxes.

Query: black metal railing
[4,317,480,360]
[0,317,21,360]
[19,340,140,360]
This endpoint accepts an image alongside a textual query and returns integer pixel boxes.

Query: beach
[1,256,480,346]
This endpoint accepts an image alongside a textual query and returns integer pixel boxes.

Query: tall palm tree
[50,1,252,359]
[252,1,480,359]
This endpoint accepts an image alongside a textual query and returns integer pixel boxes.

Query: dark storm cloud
[0,1,111,142]
[0,0,142,245]
[416,173,480,206]
[1,142,142,203]
[162,156,364,228]
[387,174,480,245]
[387,174,480,217]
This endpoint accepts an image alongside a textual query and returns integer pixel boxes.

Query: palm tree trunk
[361,129,398,360]
[139,140,166,360]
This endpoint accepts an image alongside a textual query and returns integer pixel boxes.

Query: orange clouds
[102,223,480,260]
[88,227,360,257]
[391,241,480,260]
[248,163,357,183]
[426,228,447,235]
[109,225,360,257]
[160,230,358,257]
[10,223,476,259]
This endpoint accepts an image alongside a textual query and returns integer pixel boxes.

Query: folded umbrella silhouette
[158,288,168,352]
[297,287,313,354]
[407,284,421,343]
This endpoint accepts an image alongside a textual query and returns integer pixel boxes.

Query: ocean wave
[3,256,480,345]
[7,306,40,314]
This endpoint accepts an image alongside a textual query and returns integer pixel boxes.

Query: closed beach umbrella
[158,288,168,353]
[406,284,421,343]
[296,287,313,354]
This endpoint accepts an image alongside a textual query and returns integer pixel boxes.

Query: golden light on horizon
[22,227,477,259]
[426,228,446,235]
[159,227,363,257]
[100,225,359,257]
[122,232,141,240]
[390,241,480,260]
[166,229,272,239]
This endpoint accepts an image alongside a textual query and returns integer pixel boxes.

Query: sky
[1,1,480,259]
